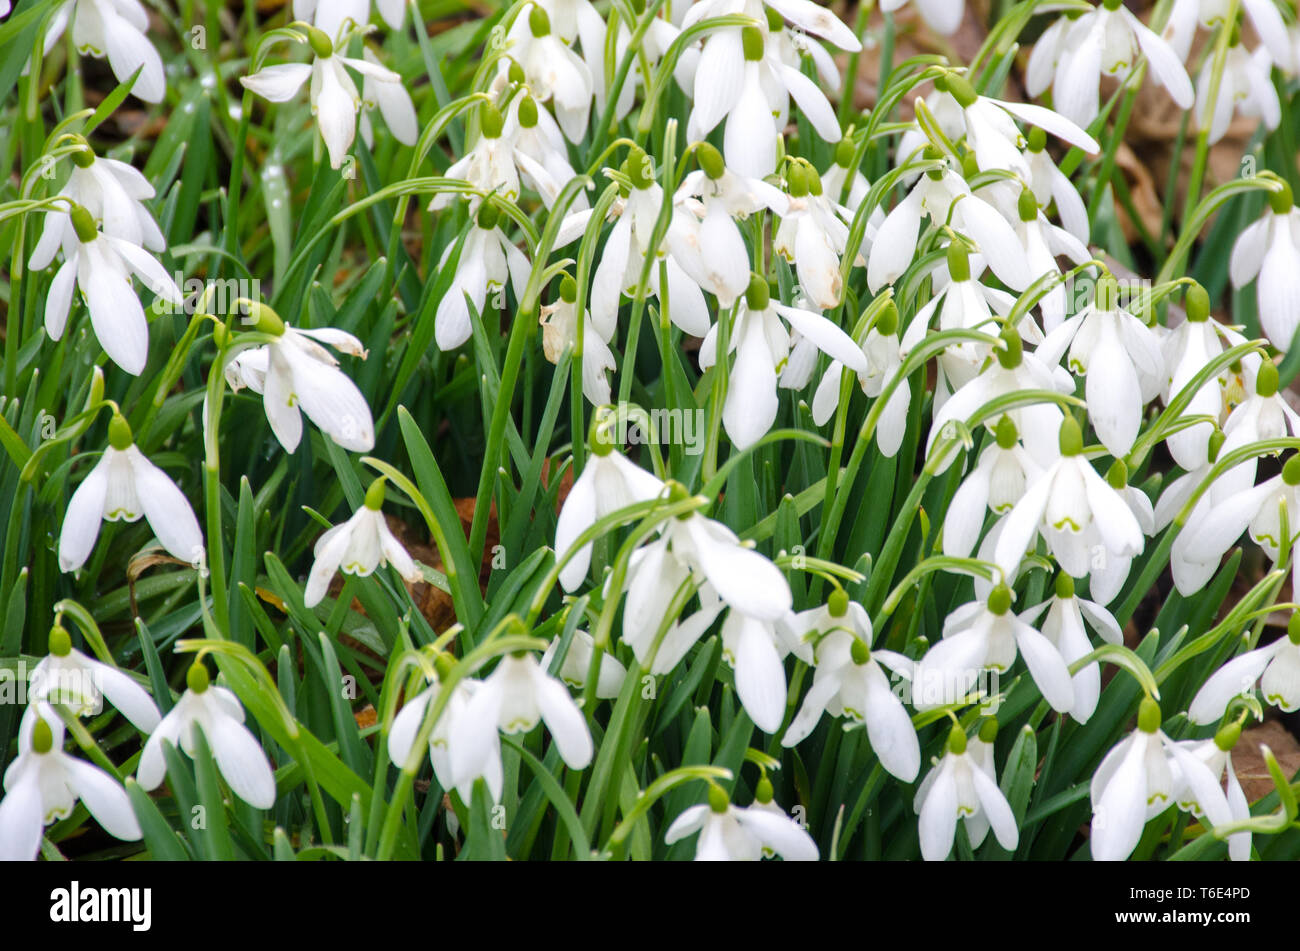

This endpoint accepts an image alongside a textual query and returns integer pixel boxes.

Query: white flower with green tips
[1189,614,1300,721]
[915,723,1018,861]
[304,478,422,607]
[1229,182,1300,351]
[25,624,161,734]
[41,0,166,102]
[665,783,818,861]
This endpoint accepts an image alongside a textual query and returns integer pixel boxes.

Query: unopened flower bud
[697,142,725,180]
[987,583,1012,616]
[946,724,967,755]
[306,26,333,59]
[745,273,770,312]
[828,588,849,618]
[187,661,211,694]
[1185,283,1210,323]
[49,625,72,657]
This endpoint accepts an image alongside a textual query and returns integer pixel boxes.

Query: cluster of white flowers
[7,0,1300,863]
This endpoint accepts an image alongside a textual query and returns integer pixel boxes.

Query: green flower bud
[875,300,899,337]
[996,326,1022,369]
[945,73,978,108]
[588,407,617,457]
[1284,453,1300,486]
[850,637,871,665]
[108,412,134,451]
[1214,722,1241,752]
[70,204,98,244]
[665,480,691,507]
[1137,697,1161,733]
[978,717,999,744]
[755,775,775,803]
[559,274,578,303]
[834,138,856,170]
[1026,126,1047,153]
[1018,187,1038,222]
[1269,180,1294,216]
[742,25,765,61]
[508,60,526,85]
[933,74,950,93]
[364,477,386,511]
[987,583,1012,616]
[627,147,655,189]
[529,4,552,37]
[212,321,231,350]
[32,718,54,755]
[946,724,968,755]
[995,415,1018,449]
[708,784,730,813]
[828,588,849,618]
[476,200,501,231]
[786,162,810,197]
[1106,457,1128,489]
[49,625,72,657]
[1102,0,1122,10]
[480,102,505,139]
[243,300,286,337]
[1185,283,1210,323]
[517,96,539,129]
[306,26,333,58]
[960,150,980,181]
[1054,572,1075,600]
[697,142,725,180]
[1207,429,1225,463]
[745,273,770,311]
[1058,415,1083,456]
[946,241,970,283]
[187,661,211,694]
[433,651,456,681]
[807,167,823,197]
[1256,359,1279,398]
[72,143,96,168]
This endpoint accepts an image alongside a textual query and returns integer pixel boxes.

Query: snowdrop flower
[357,47,419,151]
[917,584,1076,714]
[1214,360,1300,500]
[541,629,627,699]
[1019,574,1122,723]
[670,144,789,308]
[304,478,422,607]
[138,662,278,809]
[926,327,1072,473]
[240,27,413,170]
[430,103,526,212]
[880,0,964,34]
[432,201,532,351]
[223,303,376,453]
[1170,727,1252,861]
[388,658,487,802]
[502,92,584,207]
[503,5,593,143]
[822,138,874,209]
[719,607,807,734]
[1171,453,1300,596]
[700,274,868,450]
[587,149,712,339]
[683,0,862,51]
[686,23,842,180]
[915,723,1018,861]
[665,783,818,861]
[1229,181,1300,351]
[539,275,617,406]
[1027,0,1194,129]
[781,591,920,781]
[813,302,910,456]
[30,202,183,375]
[0,712,140,861]
[773,162,863,311]
[42,0,166,102]
[867,156,1031,294]
[59,413,203,574]
[293,0,406,42]
[25,625,161,733]
[942,417,1043,558]
[1189,613,1300,722]
[993,417,1144,587]
[1164,0,1293,72]
[1024,126,1089,244]
[556,430,667,592]
[451,653,593,798]
[31,141,164,258]
[1195,42,1280,145]
[1036,275,1164,457]
[1007,187,1094,332]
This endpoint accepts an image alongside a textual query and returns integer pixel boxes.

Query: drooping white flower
[718,605,811,734]
[503,4,594,143]
[781,592,920,781]
[1018,574,1122,723]
[25,625,161,734]
[1213,359,1300,500]
[304,479,422,607]
[293,0,406,43]
[555,437,666,592]
[1189,618,1300,722]
[1228,182,1300,351]
[42,0,166,102]
[0,711,141,861]
[30,202,183,375]
[1169,731,1251,861]
[541,629,628,699]
[880,0,965,34]
[941,417,1044,558]
[431,202,532,351]
[451,653,593,798]
[1027,0,1194,129]
[915,724,1018,861]
[665,785,818,861]
[357,47,419,150]
[1164,0,1294,72]
[388,664,488,802]
[138,662,278,809]
[1024,126,1090,244]
[700,274,868,450]
[59,414,204,574]
[31,143,164,257]
[539,279,617,406]
[223,306,376,453]
[684,0,862,51]
[1195,42,1280,145]
[813,302,910,456]
[240,27,415,169]
[773,162,865,312]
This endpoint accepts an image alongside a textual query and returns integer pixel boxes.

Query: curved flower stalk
[666,782,818,861]
[32,141,165,257]
[540,275,617,405]
[431,201,533,351]
[24,625,162,734]
[30,202,183,375]
[224,303,376,453]
[1019,574,1122,723]
[1189,613,1300,721]
[1026,0,1194,128]
[450,652,594,798]
[992,417,1144,593]
[59,413,204,574]
[0,711,140,861]
[813,302,910,456]
[915,722,1018,861]
[941,416,1043,559]
[502,4,593,144]
[304,478,422,607]
[781,590,920,781]
[42,0,166,102]
[1194,42,1280,146]
[240,26,416,170]
[700,274,868,450]
[1229,182,1300,351]
[138,662,278,809]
